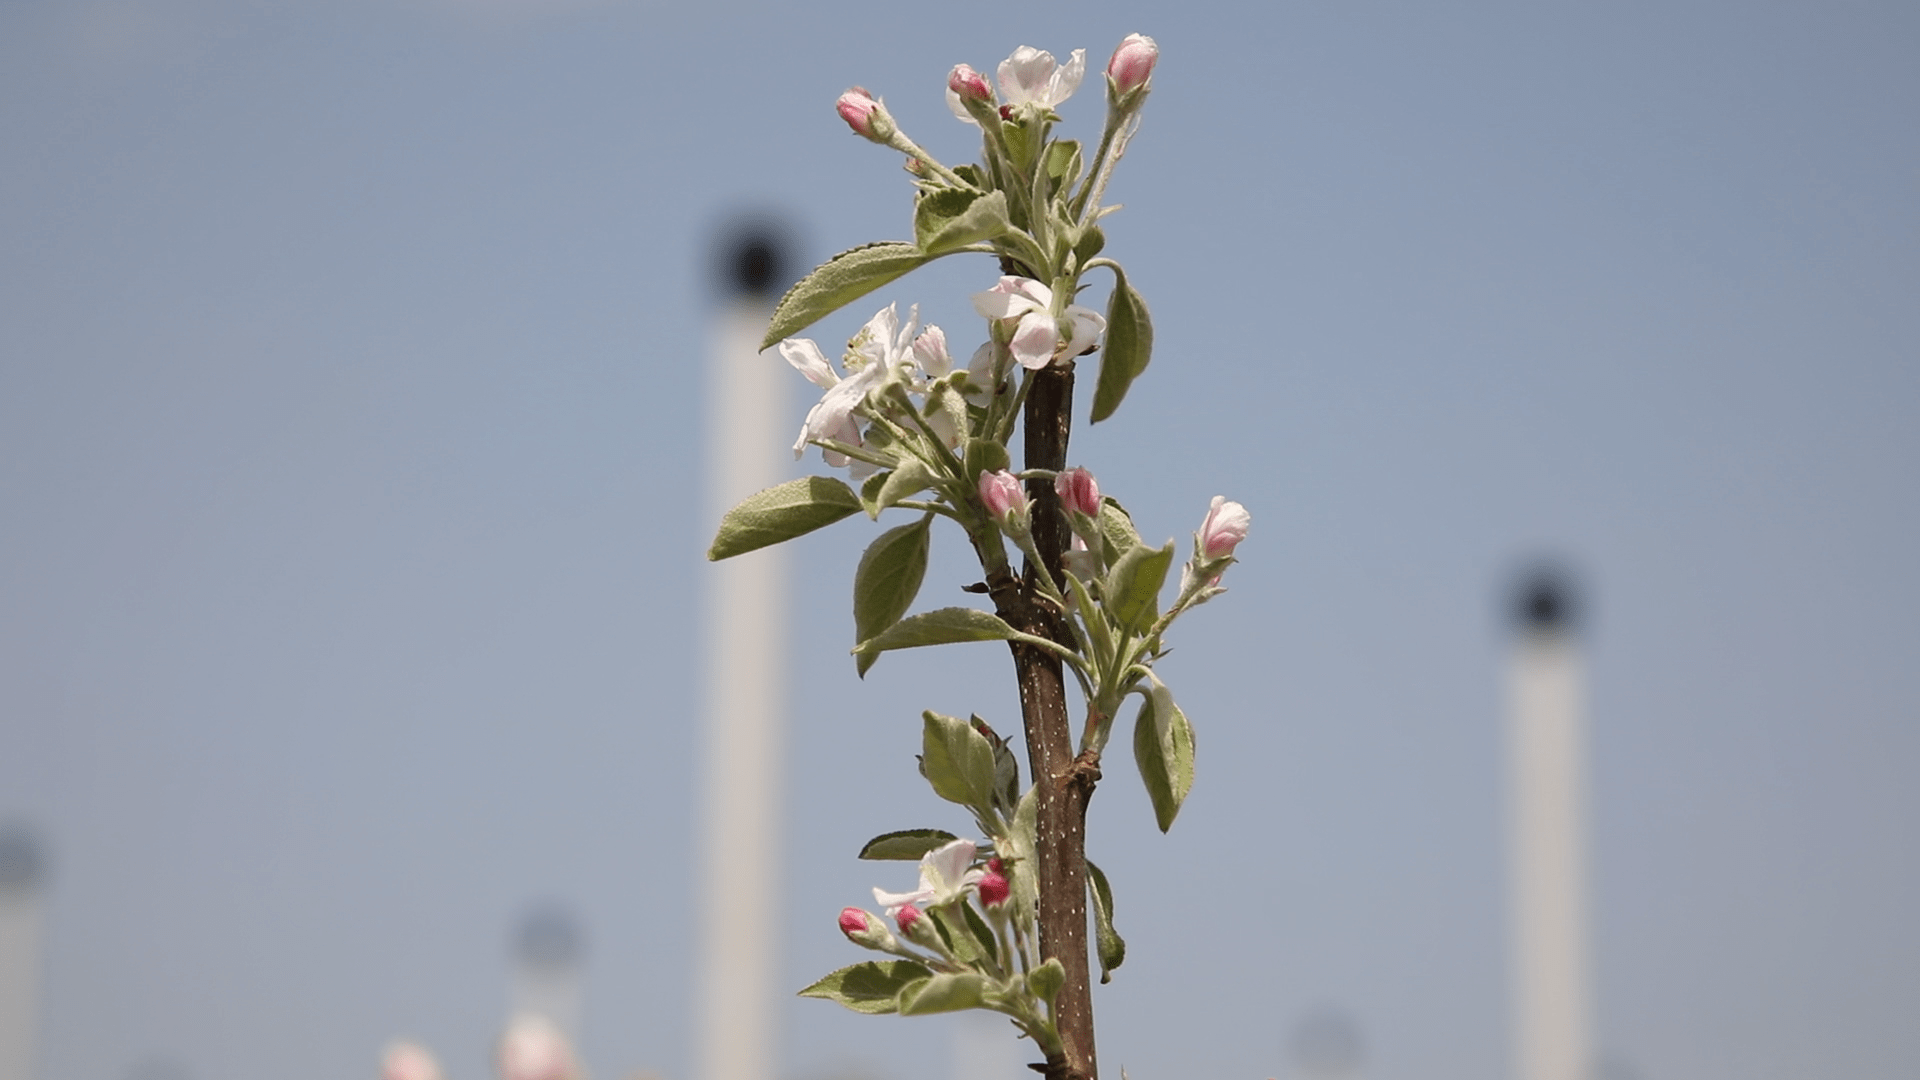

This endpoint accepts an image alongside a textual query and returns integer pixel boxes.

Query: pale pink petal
[1046,49,1087,106]
[997,46,1057,105]
[1011,312,1059,369]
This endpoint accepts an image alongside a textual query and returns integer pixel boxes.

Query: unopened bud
[839,906,898,951]
[1198,495,1250,559]
[836,87,893,142]
[978,469,1030,534]
[977,868,1010,908]
[1107,34,1159,96]
[893,902,942,947]
[948,64,993,104]
[1054,466,1101,519]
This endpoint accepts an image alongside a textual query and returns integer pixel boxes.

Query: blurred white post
[698,226,791,1080]
[0,830,45,1080]
[1507,571,1591,1080]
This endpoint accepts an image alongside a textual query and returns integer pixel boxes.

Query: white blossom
[780,304,919,468]
[997,46,1086,111]
[872,837,984,916]
[972,276,1106,370]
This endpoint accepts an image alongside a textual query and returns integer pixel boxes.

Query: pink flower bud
[836,87,889,142]
[948,64,993,104]
[838,906,897,951]
[1054,466,1101,519]
[1199,495,1250,559]
[894,903,923,933]
[977,868,1010,908]
[1107,34,1159,95]
[978,469,1029,527]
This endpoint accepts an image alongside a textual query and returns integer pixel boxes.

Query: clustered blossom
[973,276,1106,370]
[781,304,990,477]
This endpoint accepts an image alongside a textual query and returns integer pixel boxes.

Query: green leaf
[1073,225,1106,267]
[921,711,999,815]
[852,607,1021,671]
[860,469,892,518]
[1090,264,1154,423]
[929,905,987,966]
[858,828,961,861]
[915,189,1012,255]
[708,476,863,560]
[1044,140,1084,191]
[763,242,938,348]
[1085,859,1126,983]
[898,972,988,1015]
[972,715,1021,816]
[874,457,935,517]
[1105,539,1175,634]
[1097,497,1141,563]
[853,518,932,675]
[962,437,1010,484]
[798,960,934,1014]
[1027,957,1067,1002]
[1063,572,1113,673]
[1132,684,1196,832]
[960,901,1001,964]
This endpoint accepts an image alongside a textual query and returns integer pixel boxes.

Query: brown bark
[991,362,1100,1080]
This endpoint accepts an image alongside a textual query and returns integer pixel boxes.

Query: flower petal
[1010,312,1059,370]
[922,838,981,895]
[997,46,1056,105]
[1046,49,1087,107]
[780,338,839,389]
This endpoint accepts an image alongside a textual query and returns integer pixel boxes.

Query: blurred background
[2,1,1916,1079]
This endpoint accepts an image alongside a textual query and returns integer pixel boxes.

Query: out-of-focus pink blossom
[498,1015,577,1080]
[1199,496,1250,558]
[382,1042,444,1080]
[1106,34,1159,95]
[1055,467,1101,519]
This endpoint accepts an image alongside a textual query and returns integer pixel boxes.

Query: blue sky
[1,2,1916,1079]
